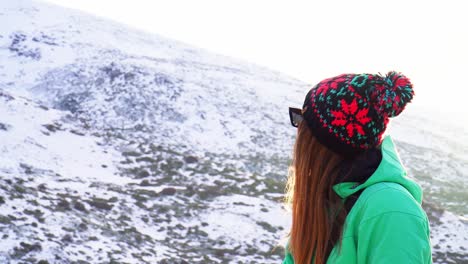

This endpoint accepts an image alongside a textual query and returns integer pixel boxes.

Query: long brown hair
[285,121,349,264]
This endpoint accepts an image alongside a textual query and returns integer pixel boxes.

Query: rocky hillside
[0,1,466,263]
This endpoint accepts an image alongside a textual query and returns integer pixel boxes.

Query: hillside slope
[0,1,466,263]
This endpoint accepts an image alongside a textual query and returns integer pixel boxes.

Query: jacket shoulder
[354,182,427,222]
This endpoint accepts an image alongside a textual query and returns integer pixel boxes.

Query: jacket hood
[332,135,423,203]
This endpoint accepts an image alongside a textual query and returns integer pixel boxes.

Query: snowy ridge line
[1,0,467,263]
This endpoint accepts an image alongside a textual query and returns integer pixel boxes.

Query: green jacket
[283,135,432,263]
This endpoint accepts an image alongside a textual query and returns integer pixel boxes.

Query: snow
[0,0,466,263]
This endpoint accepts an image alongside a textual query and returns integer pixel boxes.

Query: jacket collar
[332,135,422,203]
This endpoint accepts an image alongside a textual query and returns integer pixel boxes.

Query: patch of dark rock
[160,259,190,264]
[42,123,61,133]
[61,226,74,232]
[95,77,105,86]
[38,183,47,192]
[131,192,147,203]
[27,199,39,206]
[0,214,11,224]
[122,151,141,157]
[16,178,25,184]
[0,122,10,131]
[73,201,87,212]
[89,236,98,241]
[38,260,50,264]
[45,233,55,239]
[38,105,49,110]
[256,221,276,233]
[120,159,133,165]
[175,224,186,230]
[186,225,209,237]
[61,234,73,243]
[9,32,42,60]
[19,163,34,174]
[78,222,88,231]
[160,159,184,172]
[0,91,15,101]
[233,201,253,206]
[8,214,20,221]
[433,251,468,263]
[214,249,226,258]
[101,164,108,168]
[160,187,176,196]
[70,129,85,136]
[197,186,224,200]
[139,180,151,186]
[118,214,131,222]
[184,185,195,197]
[23,209,44,222]
[137,170,150,178]
[201,222,209,227]
[118,226,144,244]
[260,208,269,212]
[32,32,59,46]
[153,73,176,87]
[152,216,165,224]
[0,196,5,204]
[156,206,170,214]
[184,155,198,164]
[56,199,71,211]
[56,92,89,113]
[101,63,122,82]
[86,197,114,211]
[13,242,42,258]
[124,72,135,80]
[135,157,157,163]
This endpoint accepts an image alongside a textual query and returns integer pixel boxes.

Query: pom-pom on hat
[301,71,414,158]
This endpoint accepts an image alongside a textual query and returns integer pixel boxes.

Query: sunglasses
[289,107,304,127]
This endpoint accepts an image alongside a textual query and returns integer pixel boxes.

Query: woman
[283,72,432,263]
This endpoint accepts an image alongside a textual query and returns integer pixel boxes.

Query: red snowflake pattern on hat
[331,99,371,138]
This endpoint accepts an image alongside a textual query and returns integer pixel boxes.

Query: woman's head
[285,71,414,263]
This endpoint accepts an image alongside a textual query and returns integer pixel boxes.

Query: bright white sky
[45,0,468,115]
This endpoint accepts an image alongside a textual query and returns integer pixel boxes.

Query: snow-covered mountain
[0,0,466,263]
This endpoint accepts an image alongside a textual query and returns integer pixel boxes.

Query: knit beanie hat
[301,71,414,158]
